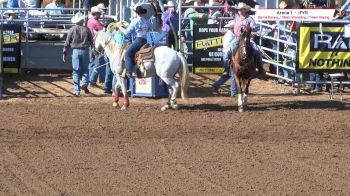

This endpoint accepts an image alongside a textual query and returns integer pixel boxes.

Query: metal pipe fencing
[0,7,87,70]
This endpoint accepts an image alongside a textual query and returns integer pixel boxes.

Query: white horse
[94,31,189,111]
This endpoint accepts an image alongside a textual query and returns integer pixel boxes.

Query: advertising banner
[193,24,227,74]
[297,22,350,72]
[1,24,21,74]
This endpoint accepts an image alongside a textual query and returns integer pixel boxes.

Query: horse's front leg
[234,74,244,112]
[242,79,252,111]
[119,77,129,110]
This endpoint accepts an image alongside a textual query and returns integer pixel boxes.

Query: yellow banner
[3,33,20,44]
[3,68,20,74]
[299,26,350,71]
[195,36,223,50]
[194,67,223,74]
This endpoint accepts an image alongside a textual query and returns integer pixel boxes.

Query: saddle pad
[113,32,126,45]
[146,31,167,46]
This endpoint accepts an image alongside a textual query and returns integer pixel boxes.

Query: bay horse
[94,26,189,111]
[231,27,258,112]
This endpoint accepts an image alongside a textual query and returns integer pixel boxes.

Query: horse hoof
[112,102,119,108]
[238,106,244,113]
[171,104,179,110]
[243,105,248,111]
[121,105,128,111]
[161,105,171,111]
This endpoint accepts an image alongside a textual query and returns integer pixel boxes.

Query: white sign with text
[256,9,335,21]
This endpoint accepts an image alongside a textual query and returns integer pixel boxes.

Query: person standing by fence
[161,0,179,49]
[87,6,104,87]
[63,12,93,97]
[212,20,237,96]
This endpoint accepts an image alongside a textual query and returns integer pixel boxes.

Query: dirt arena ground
[0,73,350,195]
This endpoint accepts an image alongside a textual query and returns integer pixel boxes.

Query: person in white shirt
[212,20,237,96]
[45,0,67,16]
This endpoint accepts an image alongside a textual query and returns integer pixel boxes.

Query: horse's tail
[176,52,189,99]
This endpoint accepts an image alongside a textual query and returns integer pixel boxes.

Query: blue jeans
[125,37,147,73]
[213,52,237,96]
[72,49,90,93]
[103,55,114,92]
[184,31,193,64]
[89,51,106,84]
[309,72,323,90]
[82,0,89,10]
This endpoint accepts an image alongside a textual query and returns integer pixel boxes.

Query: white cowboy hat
[208,0,220,6]
[236,2,251,10]
[164,1,175,7]
[71,12,85,24]
[25,0,36,7]
[3,9,17,16]
[91,6,102,14]
[97,3,107,10]
[279,1,287,9]
[224,20,235,28]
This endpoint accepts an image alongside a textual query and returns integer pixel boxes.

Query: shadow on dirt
[2,74,108,98]
[181,100,349,112]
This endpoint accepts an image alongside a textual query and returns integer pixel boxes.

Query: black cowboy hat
[134,6,147,15]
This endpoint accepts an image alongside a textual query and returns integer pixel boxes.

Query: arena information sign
[1,24,21,74]
[256,9,335,21]
[193,24,227,74]
[297,22,350,72]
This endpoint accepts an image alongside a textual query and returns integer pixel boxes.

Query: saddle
[134,44,156,66]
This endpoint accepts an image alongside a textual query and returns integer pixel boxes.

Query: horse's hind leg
[160,76,178,111]
[119,77,129,110]
[112,75,120,108]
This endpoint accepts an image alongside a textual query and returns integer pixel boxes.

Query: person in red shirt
[87,6,104,37]
[87,6,104,87]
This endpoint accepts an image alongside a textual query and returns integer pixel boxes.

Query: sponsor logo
[195,36,223,50]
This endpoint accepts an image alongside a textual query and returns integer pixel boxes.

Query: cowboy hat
[71,12,85,24]
[235,2,251,10]
[134,6,147,15]
[25,0,36,7]
[0,0,8,4]
[279,1,287,9]
[91,6,102,14]
[208,0,220,6]
[3,10,17,16]
[224,20,235,28]
[97,3,107,10]
[164,1,175,7]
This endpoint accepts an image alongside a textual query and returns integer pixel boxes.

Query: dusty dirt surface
[0,73,350,196]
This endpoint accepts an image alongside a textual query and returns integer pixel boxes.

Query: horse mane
[237,28,254,63]
[97,31,124,56]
